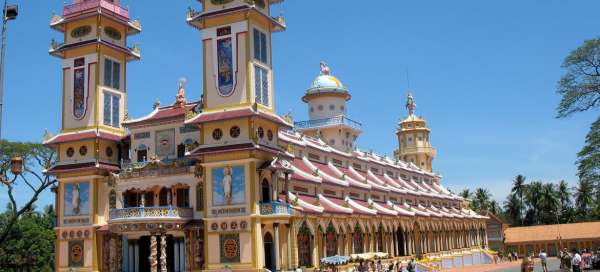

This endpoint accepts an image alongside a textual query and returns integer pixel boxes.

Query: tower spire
[406,92,416,116]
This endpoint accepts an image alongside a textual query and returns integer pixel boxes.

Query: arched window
[377,224,385,252]
[326,223,337,257]
[353,224,363,253]
[297,223,312,267]
[263,232,275,272]
[261,179,271,203]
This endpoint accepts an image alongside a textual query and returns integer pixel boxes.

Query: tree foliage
[0,140,55,245]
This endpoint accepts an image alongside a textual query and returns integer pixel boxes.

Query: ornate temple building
[44,0,490,271]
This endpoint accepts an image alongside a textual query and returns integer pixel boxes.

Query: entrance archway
[396,227,405,256]
[353,224,364,253]
[325,223,337,256]
[263,232,275,272]
[297,223,312,267]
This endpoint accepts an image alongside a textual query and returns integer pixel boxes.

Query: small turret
[395,93,436,172]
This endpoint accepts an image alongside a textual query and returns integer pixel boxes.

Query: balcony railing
[259,201,291,216]
[294,115,362,130]
[119,158,194,179]
[109,206,193,221]
[64,0,129,20]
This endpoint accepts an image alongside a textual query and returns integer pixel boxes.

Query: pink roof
[185,107,291,127]
[318,195,354,214]
[124,102,198,127]
[44,130,125,146]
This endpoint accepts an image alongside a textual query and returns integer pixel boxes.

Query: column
[290,221,299,269]
[274,224,281,271]
[271,171,279,202]
[392,231,397,257]
[150,236,158,272]
[286,224,292,270]
[174,239,180,272]
[160,234,167,272]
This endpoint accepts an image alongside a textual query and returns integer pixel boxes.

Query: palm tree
[504,193,522,225]
[574,178,594,221]
[524,181,543,225]
[538,183,559,224]
[511,175,527,224]
[557,180,572,223]
[489,200,501,215]
[472,188,492,212]
[459,189,473,200]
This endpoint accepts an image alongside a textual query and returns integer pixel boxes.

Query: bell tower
[187,0,285,113]
[395,93,436,172]
[46,0,140,270]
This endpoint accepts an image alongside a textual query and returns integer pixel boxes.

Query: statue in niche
[223,166,233,205]
[72,183,81,215]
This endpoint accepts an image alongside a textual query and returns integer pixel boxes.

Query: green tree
[574,178,594,221]
[0,140,56,244]
[0,204,55,271]
[459,188,473,200]
[511,175,527,225]
[471,188,492,212]
[556,38,600,118]
[538,183,559,224]
[524,181,543,225]
[504,193,522,226]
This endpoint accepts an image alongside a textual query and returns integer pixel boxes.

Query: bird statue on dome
[320,61,330,76]
[406,93,416,116]
[175,79,187,108]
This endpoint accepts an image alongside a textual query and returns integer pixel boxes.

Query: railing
[259,201,291,216]
[64,0,129,19]
[109,206,193,221]
[119,158,194,179]
[294,115,362,130]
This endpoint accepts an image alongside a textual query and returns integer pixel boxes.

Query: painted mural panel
[156,129,175,157]
[212,166,245,206]
[217,37,234,96]
[68,240,85,267]
[73,67,86,119]
[64,182,90,216]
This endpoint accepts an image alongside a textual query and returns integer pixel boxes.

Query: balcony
[64,0,129,20]
[109,206,193,222]
[294,115,362,131]
[119,158,194,180]
[259,202,291,216]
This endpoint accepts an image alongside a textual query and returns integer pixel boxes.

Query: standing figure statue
[320,61,330,75]
[223,166,233,205]
[406,93,416,116]
[72,183,81,215]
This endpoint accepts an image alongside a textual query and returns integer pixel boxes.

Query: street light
[0,0,18,139]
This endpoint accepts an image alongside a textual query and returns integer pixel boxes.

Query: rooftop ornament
[406,93,416,116]
[175,78,187,108]
[319,61,330,75]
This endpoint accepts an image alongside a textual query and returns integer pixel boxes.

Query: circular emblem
[84,230,90,238]
[62,231,68,239]
[230,221,238,230]
[221,222,228,230]
[79,146,88,156]
[211,222,219,231]
[230,126,240,138]
[69,230,75,238]
[223,238,239,259]
[212,128,223,140]
[77,230,83,238]
[257,127,264,139]
[66,147,75,157]
[240,221,247,230]
[70,243,83,263]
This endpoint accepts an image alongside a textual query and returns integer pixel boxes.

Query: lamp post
[0,0,18,139]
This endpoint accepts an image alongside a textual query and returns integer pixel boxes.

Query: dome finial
[320,61,330,75]
[406,92,416,116]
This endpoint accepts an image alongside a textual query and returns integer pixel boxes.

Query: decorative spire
[319,61,330,75]
[406,93,416,116]
[175,78,187,108]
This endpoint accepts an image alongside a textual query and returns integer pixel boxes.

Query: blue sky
[1,0,599,208]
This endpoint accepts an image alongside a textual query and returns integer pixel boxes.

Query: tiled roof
[46,162,120,174]
[44,130,125,146]
[124,102,199,127]
[185,106,291,127]
[504,221,600,244]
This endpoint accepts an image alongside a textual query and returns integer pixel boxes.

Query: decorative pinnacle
[320,61,330,76]
[406,92,416,116]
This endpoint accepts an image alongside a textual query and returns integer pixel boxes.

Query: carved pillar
[290,220,299,269]
[271,171,279,202]
[160,233,167,272]
[286,224,292,270]
[274,223,281,271]
[150,235,158,272]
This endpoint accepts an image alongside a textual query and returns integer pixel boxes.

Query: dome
[311,74,344,89]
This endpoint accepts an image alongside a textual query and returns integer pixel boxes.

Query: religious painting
[155,129,175,157]
[64,182,90,217]
[217,37,234,96]
[297,223,312,267]
[73,66,86,119]
[325,223,337,257]
[212,166,245,206]
[69,240,84,267]
[220,233,240,263]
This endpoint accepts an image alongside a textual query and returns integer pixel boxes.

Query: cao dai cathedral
[44,0,491,271]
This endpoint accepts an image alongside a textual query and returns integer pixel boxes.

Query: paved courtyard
[442,257,600,272]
